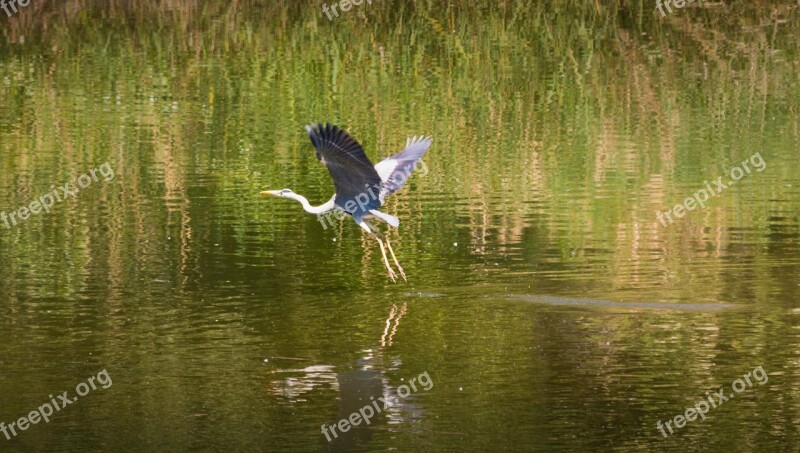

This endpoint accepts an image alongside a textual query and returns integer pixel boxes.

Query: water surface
[0,2,799,451]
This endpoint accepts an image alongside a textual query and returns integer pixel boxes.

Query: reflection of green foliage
[0,1,797,295]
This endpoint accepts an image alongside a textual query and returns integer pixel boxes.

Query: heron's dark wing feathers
[305,123,383,216]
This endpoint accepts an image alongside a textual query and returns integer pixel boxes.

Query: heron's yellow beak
[260,190,280,196]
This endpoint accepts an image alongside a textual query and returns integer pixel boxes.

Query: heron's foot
[396,264,407,282]
[386,265,398,282]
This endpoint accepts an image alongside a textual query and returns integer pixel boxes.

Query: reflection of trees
[1,1,796,299]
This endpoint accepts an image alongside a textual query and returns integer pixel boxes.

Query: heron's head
[260,189,294,198]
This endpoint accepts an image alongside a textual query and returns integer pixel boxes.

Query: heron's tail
[369,210,400,227]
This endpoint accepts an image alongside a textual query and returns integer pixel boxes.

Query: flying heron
[261,123,432,282]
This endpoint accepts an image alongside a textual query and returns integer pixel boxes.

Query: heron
[261,123,432,282]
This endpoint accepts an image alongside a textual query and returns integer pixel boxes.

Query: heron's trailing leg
[366,224,405,281]
[360,221,398,281]
[375,235,398,282]
[364,221,406,282]
[382,239,406,281]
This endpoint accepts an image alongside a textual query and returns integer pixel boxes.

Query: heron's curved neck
[287,192,334,214]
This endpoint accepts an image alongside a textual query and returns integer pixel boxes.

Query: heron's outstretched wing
[374,135,432,202]
[305,123,383,217]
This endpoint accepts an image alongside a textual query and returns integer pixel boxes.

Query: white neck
[286,192,335,214]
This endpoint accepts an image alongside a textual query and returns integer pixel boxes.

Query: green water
[1,1,799,451]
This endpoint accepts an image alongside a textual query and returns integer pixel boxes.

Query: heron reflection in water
[265,304,420,448]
